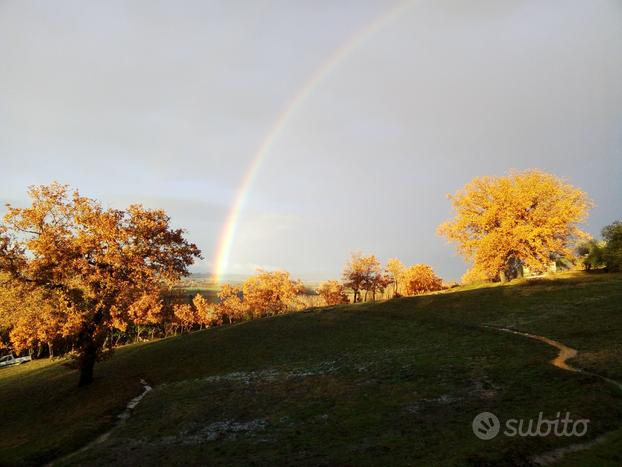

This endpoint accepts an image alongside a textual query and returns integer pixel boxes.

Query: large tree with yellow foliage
[438,170,592,282]
[0,183,201,385]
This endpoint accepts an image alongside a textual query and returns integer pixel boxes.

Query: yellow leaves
[402,264,443,296]
[217,285,247,323]
[193,293,222,327]
[342,252,387,302]
[128,293,163,326]
[461,265,494,285]
[173,304,196,330]
[438,170,592,281]
[171,293,227,329]
[385,258,405,297]
[341,255,441,300]
[242,270,304,318]
[1,284,69,352]
[110,305,128,332]
[0,183,202,375]
[317,280,349,306]
[165,270,304,332]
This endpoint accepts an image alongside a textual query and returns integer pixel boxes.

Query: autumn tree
[0,183,201,385]
[403,264,443,295]
[342,253,386,302]
[216,284,247,323]
[242,270,304,318]
[193,293,225,328]
[342,252,385,302]
[173,304,198,333]
[0,278,72,357]
[362,259,389,301]
[438,170,592,282]
[342,252,365,303]
[127,292,164,341]
[385,258,405,297]
[317,280,350,306]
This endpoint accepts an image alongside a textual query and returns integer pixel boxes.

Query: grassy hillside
[1,272,621,466]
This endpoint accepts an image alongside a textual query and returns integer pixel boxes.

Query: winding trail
[46,379,152,466]
[482,326,581,373]
[483,325,622,465]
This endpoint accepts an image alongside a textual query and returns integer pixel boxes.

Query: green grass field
[1,272,621,466]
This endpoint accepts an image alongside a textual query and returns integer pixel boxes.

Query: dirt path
[45,379,152,466]
[482,326,580,373]
[483,325,622,465]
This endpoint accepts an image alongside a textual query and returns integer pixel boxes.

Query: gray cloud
[1,0,620,281]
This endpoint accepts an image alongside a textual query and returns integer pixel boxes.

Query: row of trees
[171,270,306,332]
[316,253,444,306]
[0,189,446,385]
[0,171,614,384]
[0,266,308,363]
[0,249,444,369]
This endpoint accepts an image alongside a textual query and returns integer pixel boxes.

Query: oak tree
[0,183,201,385]
[438,170,592,281]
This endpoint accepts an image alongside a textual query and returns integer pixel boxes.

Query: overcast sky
[1,0,621,281]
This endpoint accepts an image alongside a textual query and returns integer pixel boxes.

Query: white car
[0,354,32,368]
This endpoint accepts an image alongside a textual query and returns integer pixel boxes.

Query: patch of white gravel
[160,361,342,388]
[156,419,269,445]
[404,394,462,414]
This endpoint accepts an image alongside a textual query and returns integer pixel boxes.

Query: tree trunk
[516,265,524,279]
[499,270,508,283]
[78,337,97,386]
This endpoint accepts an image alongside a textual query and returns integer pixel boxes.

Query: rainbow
[212,0,410,283]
